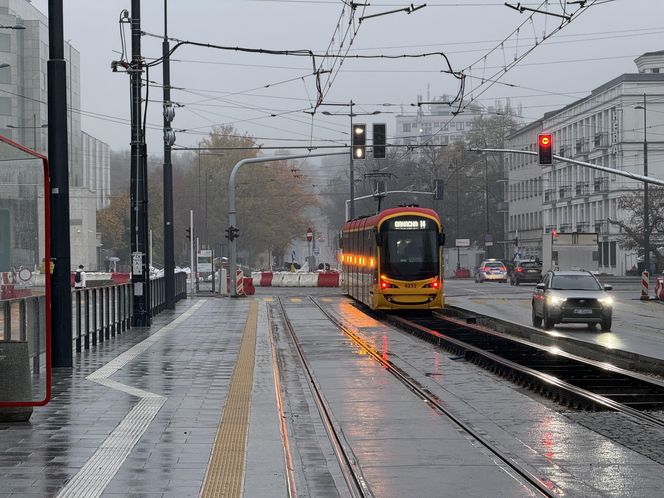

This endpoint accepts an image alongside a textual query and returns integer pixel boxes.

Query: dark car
[531,270,613,331]
[509,260,542,286]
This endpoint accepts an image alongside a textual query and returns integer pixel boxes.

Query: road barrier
[249,271,340,288]
[656,276,664,301]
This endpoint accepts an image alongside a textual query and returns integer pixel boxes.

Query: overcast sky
[30,0,664,161]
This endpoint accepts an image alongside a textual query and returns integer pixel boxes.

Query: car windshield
[550,274,601,290]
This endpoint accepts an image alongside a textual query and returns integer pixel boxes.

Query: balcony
[575,181,589,196]
[559,223,572,233]
[576,221,590,232]
[594,132,609,148]
[545,224,556,233]
[594,220,607,233]
[593,177,609,193]
[575,138,589,155]
[544,189,553,202]
[558,186,571,199]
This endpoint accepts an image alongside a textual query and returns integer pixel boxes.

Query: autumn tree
[608,186,664,271]
[97,191,130,262]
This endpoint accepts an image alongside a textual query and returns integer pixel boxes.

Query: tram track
[379,310,664,430]
[288,296,559,498]
[275,296,373,498]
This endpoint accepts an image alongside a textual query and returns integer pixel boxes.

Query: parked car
[475,259,508,283]
[531,270,613,331]
[509,260,543,286]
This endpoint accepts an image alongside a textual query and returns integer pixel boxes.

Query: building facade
[0,0,111,270]
[506,52,664,274]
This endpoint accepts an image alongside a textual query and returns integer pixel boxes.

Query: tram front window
[381,217,439,280]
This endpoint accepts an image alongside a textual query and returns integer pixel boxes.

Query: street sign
[132,252,143,276]
[313,247,320,255]
[306,228,313,242]
[197,249,213,272]
[455,238,470,247]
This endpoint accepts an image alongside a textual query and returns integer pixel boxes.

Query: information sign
[455,238,470,247]
[197,249,213,273]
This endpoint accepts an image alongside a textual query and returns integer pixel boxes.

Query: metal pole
[198,150,201,238]
[47,0,72,367]
[130,0,150,326]
[485,153,490,258]
[456,161,460,270]
[162,0,175,309]
[643,93,650,275]
[349,100,355,220]
[33,113,36,150]
[228,151,347,296]
[205,162,208,247]
[189,210,194,298]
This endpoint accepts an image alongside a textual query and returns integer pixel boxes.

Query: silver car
[475,259,508,283]
[531,270,613,331]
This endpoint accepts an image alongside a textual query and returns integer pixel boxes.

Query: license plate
[574,308,593,314]
[527,270,538,273]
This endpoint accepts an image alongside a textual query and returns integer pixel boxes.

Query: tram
[340,206,444,310]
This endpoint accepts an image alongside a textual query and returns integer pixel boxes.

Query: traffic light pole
[227,152,347,296]
[469,148,664,187]
[349,100,355,220]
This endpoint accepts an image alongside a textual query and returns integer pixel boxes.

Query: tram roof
[343,206,440,231]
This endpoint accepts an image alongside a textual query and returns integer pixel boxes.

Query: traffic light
[373,123,386,159]
[185,227,191,240]
[513,237,519,246]
[538,133,553,165]
[226,225,240,241]
[352,123,366,160]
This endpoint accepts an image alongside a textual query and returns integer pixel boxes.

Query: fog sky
[30,0,664,163]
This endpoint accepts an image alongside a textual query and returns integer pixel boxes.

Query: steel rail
[310,297,558,498]
[388,312,664,430]
[276,297,373,498]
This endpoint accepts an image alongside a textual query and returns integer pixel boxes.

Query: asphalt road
[444,277,664,362]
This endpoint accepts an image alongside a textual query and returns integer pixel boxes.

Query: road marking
[320,297,334,302]
[289,297,302,303]
[201,300,259,498]
[57,301,206,498]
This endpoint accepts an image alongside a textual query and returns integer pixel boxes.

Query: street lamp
[321,103,382,219]
[635,93,650,275]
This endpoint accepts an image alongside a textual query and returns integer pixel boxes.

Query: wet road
[444,278,664,361]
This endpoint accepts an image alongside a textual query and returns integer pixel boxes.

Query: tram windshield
[380,217,439,279]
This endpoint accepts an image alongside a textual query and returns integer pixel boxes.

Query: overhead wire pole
[47,0,72,367]
[130,0,150,326]
[162,0,175,309]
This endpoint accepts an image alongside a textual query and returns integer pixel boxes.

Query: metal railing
[1,272,188,371]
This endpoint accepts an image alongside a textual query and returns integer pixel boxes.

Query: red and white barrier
[655,276,664,301]
[641,271,650,301]
[236,270,245,296]
[247,271,340,288]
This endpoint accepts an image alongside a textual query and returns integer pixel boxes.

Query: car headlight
[598,296,613,306]
[548,295,567,306]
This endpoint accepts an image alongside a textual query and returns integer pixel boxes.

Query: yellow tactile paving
[201,301,259,498]
[289,297,302,303]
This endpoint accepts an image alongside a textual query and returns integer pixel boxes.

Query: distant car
[509,260,542,286]
[531,270,613,331]
[475,259,508,283]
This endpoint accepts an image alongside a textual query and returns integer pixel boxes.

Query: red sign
[306,229,313,242]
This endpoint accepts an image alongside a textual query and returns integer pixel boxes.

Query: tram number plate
[574,308,592,314]
[405,283,416,288]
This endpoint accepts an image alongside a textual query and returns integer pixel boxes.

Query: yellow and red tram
[340,206,444,310]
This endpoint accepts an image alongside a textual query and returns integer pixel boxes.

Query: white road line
[57,301,206,498]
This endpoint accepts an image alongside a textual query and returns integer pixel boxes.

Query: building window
[0,65,9,84]
[456,122,465,131]
[402,123,411,133]
[0,33,10,52]
[0,97,11,116]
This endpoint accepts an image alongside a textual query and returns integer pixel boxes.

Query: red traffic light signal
[538,133,553,165]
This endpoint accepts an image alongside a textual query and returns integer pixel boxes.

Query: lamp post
[321,103,381,219]
[635,94,650,275]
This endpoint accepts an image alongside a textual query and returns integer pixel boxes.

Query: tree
[97,192,130,263]
[608,187,664,271]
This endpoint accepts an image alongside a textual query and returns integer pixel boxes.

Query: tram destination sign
[391,219,428,230]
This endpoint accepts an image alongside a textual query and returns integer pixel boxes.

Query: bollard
[641,271,650,301]
[0,341,33,422]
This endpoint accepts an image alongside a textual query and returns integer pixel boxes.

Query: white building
[0,0,111,270]
[506,51,664,274]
